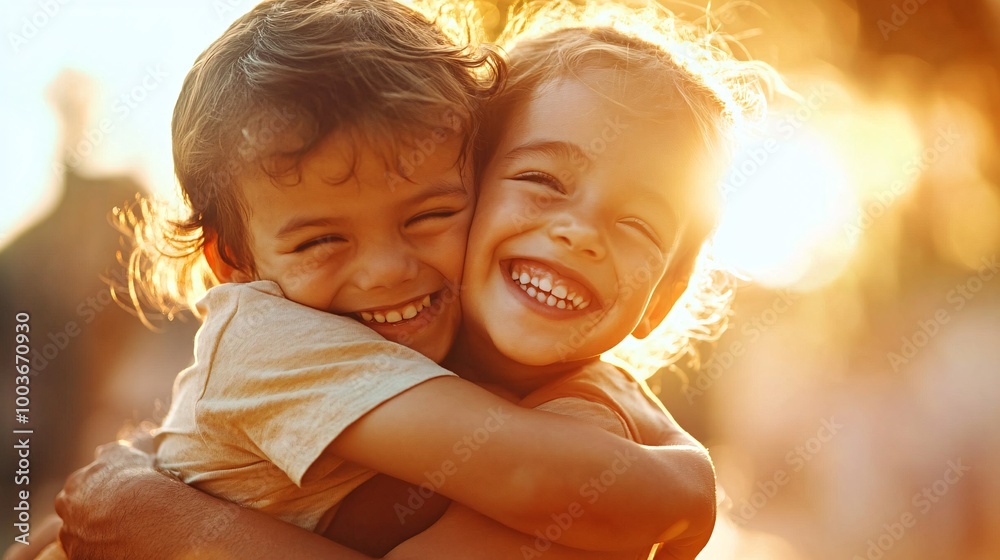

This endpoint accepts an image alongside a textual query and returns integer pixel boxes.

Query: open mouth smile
[356,293,434,325]
[507,259,594,311]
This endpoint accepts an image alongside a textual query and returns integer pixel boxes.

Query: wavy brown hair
[117,0,503,323]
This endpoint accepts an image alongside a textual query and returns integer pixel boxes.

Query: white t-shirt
[155,281,456,532]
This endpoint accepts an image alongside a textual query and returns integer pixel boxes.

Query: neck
[445,326,598,398]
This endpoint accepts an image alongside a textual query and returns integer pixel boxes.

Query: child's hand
[54,440,161,558]
[55,439,375,560]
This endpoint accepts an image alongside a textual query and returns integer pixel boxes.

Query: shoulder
[199,280,383,345]
[522,361,643,408]
[533,397,632,440]
[520,362,636,439]
[523,361,689,446]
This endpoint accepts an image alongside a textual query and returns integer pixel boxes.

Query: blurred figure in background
[0,69,197,548]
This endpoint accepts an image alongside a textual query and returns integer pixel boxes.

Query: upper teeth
[510,267,591,310]
[360,295,432,324]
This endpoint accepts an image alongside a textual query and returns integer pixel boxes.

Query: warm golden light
[5,2,999,560]
[713,128,856,290]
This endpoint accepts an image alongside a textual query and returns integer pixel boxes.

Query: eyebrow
[403,180,469,204]
[640,192,681,229]
[503,140,592,168]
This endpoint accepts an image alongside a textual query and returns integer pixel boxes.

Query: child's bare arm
[384,502,645,560]
[201,292,705,549]
[54,442,374,560]
[328,377,716,552]
[384,502,707,560]
[52,452,620,560]
[323,474,452,556]
[324,405,714,557]
[365,395,715,560]
[55,395,712,557]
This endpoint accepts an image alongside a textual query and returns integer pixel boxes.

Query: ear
[204,231,251,283]
[632,247,699,340]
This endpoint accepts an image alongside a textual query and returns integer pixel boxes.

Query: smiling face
[236,131,473,363]
[461,77,706,371]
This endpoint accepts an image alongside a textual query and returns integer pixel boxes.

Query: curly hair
[117,0,504,323]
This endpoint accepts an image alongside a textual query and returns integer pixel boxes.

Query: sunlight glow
[0,0,258,249]
[713,130,857,290]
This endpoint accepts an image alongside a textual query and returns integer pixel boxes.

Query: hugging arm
[53,442,374,560]
[201,293,702,549]
[383,502,645,560]
[381,398,716,560]
[328,376,715,552]
[56,379,713,557]
[53,459,622,560]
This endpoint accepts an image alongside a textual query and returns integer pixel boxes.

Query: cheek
[266,254,340,303]
[287,251,337,282]
[614,229,668,278]
[615,252,667,311]
[424,221,471,281]
[470,188,537,244]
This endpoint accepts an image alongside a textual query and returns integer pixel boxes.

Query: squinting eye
[513,171,566,194]
[620,218,663,248]
[294,235,346,252]
[407,209,461,226]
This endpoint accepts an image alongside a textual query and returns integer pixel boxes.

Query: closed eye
[407,209,462,226]
[294,235,346,252]
[512,171,566,194]
[620,217,664,248]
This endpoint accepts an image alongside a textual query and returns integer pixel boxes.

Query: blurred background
[1,0,998,558]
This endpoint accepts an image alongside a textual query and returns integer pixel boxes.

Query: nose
[353,238,420,291]
[548,216,606,260]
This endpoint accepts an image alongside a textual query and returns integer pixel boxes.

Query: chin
[490,337,560,367]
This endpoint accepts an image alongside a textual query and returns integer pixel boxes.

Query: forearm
[384,503,643,560]
[518,436,716,552]
[60,470,373,560]
[532,399,717,556]
[333,378,714,551]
